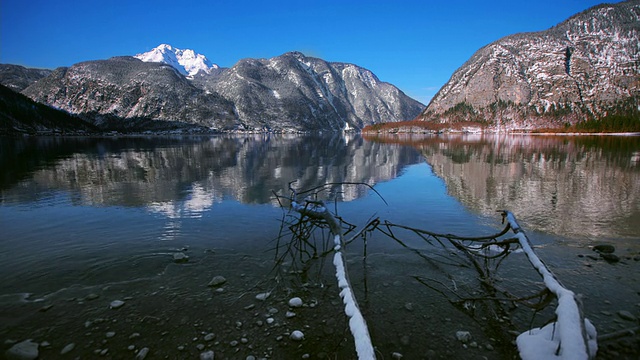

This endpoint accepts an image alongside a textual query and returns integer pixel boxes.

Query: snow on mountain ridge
[134,44,218,77]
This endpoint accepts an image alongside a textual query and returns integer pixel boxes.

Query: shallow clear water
[1,133,638,359]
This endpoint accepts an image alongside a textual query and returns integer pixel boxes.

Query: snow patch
[135,44,218,77]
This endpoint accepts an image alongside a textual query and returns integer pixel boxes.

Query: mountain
[417,0,640,130]
[134,44,219,78]
[16,50,424,132]
[21,57,239,131]
[0,84,97,135]
[0,64,52,92]
[200,51,425,131]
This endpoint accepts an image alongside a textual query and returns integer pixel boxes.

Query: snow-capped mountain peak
[134,44,218,77]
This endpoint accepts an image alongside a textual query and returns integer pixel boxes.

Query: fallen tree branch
[502,211,597,360]
[274,181,598,359]
[380,210,598,360]
[597,326,640,342]
[288,184,376,360]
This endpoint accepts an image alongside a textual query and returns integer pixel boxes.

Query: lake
[1,133,639,359]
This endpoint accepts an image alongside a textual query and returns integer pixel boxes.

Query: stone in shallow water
[5,339,39,360]
[38,304,53,312]
[200,350,215,360]
[593,244,615,253]
[290,330,304,341]
[173,252,189,263]
[288,297,303,307]
[110,300,125,309]
[617,310,637,321]
[207,276,227,287]
[255,292,270,301]
[135,347,149,360]
[60,343,75,355]
[600,253,620,263]
[456,331,472,343]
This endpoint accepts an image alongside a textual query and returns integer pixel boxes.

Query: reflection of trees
[0,134,421,212]
[365,133,640,238]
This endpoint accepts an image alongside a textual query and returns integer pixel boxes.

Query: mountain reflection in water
[365,133,640,239]
[0,134,422,214]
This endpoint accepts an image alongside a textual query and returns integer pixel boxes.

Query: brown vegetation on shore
[363,113,640,134]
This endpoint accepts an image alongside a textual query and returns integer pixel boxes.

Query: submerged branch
[273,181,597,360]
[381,210,597,360]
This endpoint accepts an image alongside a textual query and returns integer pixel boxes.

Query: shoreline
[362,130,640,137]
[4,129,640,138]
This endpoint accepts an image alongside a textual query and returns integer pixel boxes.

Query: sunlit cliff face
[420,2,640,129]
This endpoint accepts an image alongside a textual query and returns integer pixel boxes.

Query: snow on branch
[379,209,598,359]
[502,211,597,360]
[289,187,376,360]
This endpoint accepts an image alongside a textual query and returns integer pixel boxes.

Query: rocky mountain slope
[0,64,52,92]
[418,0,640,129]
[9,47,423,132]
[0,84,97,135]
[21,56,239,131]
[201,51,424,131]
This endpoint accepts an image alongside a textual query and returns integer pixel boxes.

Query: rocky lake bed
[2,242,639,360]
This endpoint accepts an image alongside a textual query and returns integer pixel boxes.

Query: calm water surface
[1,134,638,359]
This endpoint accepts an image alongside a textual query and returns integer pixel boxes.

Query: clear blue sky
[0,0,620,104]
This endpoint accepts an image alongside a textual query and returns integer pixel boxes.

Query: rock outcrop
[418,0,640,130]
[0,84,96,135]
[201,52,424,131]
[0,64,52,92]
[22,57,238,131]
